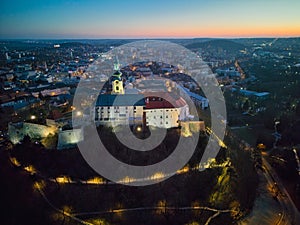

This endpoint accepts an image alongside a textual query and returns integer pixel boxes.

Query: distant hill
[233,37,300,50]
[186,39,246,52]
[272,37,300,50]
[0,40,51,51]
[59,42,92,48]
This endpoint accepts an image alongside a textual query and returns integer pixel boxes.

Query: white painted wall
[95,105,144,127]
[57,128,83,150]
[145,108,180,128]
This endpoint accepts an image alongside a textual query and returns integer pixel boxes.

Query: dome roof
[111,70,122,81]
[113,70,122,76]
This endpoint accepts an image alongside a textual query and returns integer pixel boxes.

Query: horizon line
[1,36,300,40]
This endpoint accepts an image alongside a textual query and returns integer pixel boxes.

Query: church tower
[111,62,124,95]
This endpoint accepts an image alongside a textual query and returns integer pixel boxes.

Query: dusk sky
[0,0,299,39]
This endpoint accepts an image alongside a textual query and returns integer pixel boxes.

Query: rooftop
[96,94,145,107]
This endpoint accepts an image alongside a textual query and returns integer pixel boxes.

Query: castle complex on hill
[95,64,204,131]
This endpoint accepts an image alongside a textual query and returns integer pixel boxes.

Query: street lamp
[136,126,142,132]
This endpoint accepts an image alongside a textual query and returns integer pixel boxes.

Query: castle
[95,64,197,130]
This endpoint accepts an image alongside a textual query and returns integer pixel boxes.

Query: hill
[186,39,246,52]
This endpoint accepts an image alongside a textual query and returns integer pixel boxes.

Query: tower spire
[113,56,120,71]
[111,56,124,94]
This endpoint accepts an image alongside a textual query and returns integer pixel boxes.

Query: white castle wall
[8,122,57,144]
[57,128,83,150]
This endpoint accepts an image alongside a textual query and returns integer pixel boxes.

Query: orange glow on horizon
[81,25,300,39]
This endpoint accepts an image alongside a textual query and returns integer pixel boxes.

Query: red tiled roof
[0,91,30,104]
[48,109,63,120]
[143,92,187,109]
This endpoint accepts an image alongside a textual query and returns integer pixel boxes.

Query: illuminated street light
[56,176,70,183]
[86,177,105,184]
[30,115,36,120]
[24,165,36,175]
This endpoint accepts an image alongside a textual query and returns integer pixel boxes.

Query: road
[262,156,300,225]
[227,126,300,225]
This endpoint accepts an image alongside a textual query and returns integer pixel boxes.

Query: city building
[144,93,189,128]
[95,94,145,127]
